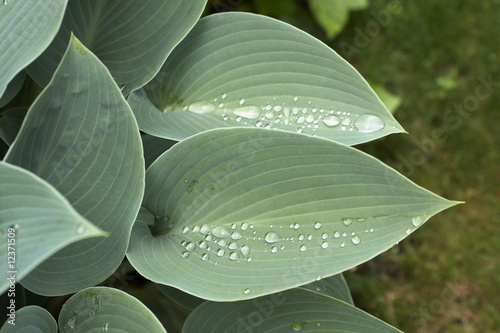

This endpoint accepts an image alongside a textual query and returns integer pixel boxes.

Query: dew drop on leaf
[354,114,385,133]
[212,226,230,238]
[351,235,361,245]
[188,101,216,114]
[264,232,281,243]
[314,221,322,229]
[233,106,261,119]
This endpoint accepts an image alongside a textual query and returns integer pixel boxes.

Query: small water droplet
[218,239,227,247]
[233,106,261,119]
[342,117,352,125]
[239,98,246,105]
[300,245,307,252]
[306,114,315,123]
[333,231,340,238]
[271,246,278,253]
[292,321,305,331]
[181,251,189,259]
[412,216,425,227]
[351,235,361,245]
[322,233,329,239]
[296,116,305,124]
[188,101,216,114]
[342,218,353,226]
[314,221,322,229]
[67,314,77,329]
[340,242,346,247]
[298,234,305,241]
[201,253,210,261]
[294,223,300,230]
[241,222,249,231]
[229,252,239,261]
[205,234,213,241]
[231,231,243,240]
[192,225,200,233]
[222,93,227,99]
[182,226,191,234]
[185,242,196,252]
[297,127,304,133]
[316,276,322,281]
[342,232,347,237]
[77,224,85,234]
[244,288,251,295]
[200,224,211,235]
[241,245,250,256]
[354,114,385,133]
[274,105,283,112]
[307,234,313,240]
[293,96,299,102]
[102,323,109,331]
[228,242,238,250]
[265,232,281,243]
[217,249,225,257]
[406,228,412,235]
[321,241,329,249]
[212,226,230,238]
[199,240,208,249]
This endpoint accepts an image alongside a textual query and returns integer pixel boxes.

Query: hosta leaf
[27,0,207,95]
[308,0,368,39]
[0,162,105,295]
[127,128,458,301]
[156,284,205,311]
[58,287,166,333]
[0,71,26,108]
[302,274,354,305]
[0,0,67,99]
[128,12,404,146]
[0,107,27,146]
[4,35,144,296]
[182,288,402,332]
[1,305,57,333]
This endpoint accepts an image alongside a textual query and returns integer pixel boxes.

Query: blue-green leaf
[1,305,57,333]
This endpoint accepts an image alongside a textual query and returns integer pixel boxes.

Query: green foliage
[0,0,459,331]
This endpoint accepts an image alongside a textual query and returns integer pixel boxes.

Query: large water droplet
[188,102,216,114]
[351,235,361,245]
[212,226,230,239]
[412,216,425,227]
[265,232,281,243]
[323,115,341,127]
[231,231,243,240]
[354,115,385,133]
[241,222,249,231]
[228,242,238,250]
[241,245,250,256]
[314,221,322,229]
[233,106,261,119]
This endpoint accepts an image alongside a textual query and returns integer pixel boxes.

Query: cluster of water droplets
[64,290,108,331]
[183,94,386,134]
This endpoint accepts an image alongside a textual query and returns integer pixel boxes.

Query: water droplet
[200,224,211,235]
[316,276,322,281]
[305,114,315,123]
[265,232,281,243]
[412,216,425,227]
[351,236,361,245]
[188,101,216,114]
[342,232,347,237]
[228,242,238,250]
[182,226,191,234]
[307,234,313,240]
[217,249,225,257]
[294,223,300,230]
[340,242,346,247]
[201,253,210,261]
[406,228,412,235]
[249,224,255,229]
[241,245,250,256]
[341,117,352,125]
[67,314,77,329]
[212,226,230,238]
[274,105,283,112]
[334,231,340,238]
[342,218,353,226]
[181,251,189,259]
[239,98,246,105]
[300,245,307,252]
[77,224,85,234]
[297,127,304,134]
[247,257,252,262]
[205,234,213,241]
[244,288,251,295]
[102,323,109,331]
[185,242,196,252]
[321,241,329,249]
[222,93,227,99]
[296,116,305,124]
[233,106,261,119]
[199,240,208,249]
[354,114,385,133]
[298,234,305,241]
[293,96,299,102]
[229,252,239,261]
[322,233,329,239]
[271,246,278,253]
[192,225,200,233]
[314,221,322,229]
[218,239,227,247]
[231,231,243,240]
[241,222,249,231]
[292,321,305,331]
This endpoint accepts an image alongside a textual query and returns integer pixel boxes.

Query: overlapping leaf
[27,0,207,95]
[127,128,458,301]
[5,35,144,296]
[0,162,105,295]
[0,71,26,108]
[302,274,354,305]
[128,12,404,145]
[58,287,165,333]
[0,0,67,99]
[1,305,57,333]
[182,288,402,332]
[0,107,27,145]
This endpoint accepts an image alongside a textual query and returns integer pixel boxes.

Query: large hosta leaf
[4,35,144,295]
[182,288,402,332]
[1,305,57,333]
[0,162,105,295]
[128,12,404,146]
[0,0,67,99]
[27,0,207,95]
[58,287,166,333]
[127,128,457,301]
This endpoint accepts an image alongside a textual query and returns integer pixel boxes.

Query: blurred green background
[200,1,500,332]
